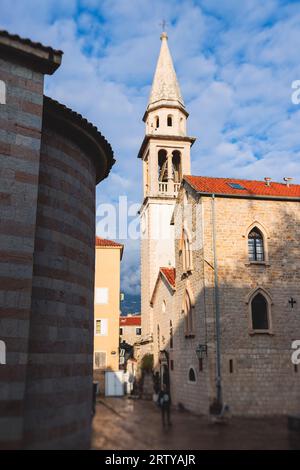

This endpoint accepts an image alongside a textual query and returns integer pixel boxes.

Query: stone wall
[0,32,114,448]
[0,55,44,448]
[22,125,96,449]
[202,196,300,415]
[170,186,300,416]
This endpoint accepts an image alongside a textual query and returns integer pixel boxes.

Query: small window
[248,227,264,262]
[170,320,173,349]
[94,351,106,369]
[95,287,108,304]
[0,80,6,105]
[120,327,123,335]
[167,115,173,127]
[188,367,196,382]
[136,328,142,335]
[198,358,203,372]
[170,360,174,371]
[95,319,108,336]
[229,359,234,374]
[0,340,6,365]
[96,320,101,335]
[155,116,160,128]
[251,293,269,330]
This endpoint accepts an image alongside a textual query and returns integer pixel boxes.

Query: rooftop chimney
[283,177,293,187]
[264,177,272,187]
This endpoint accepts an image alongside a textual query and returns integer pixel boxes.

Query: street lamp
[196,344,207,360]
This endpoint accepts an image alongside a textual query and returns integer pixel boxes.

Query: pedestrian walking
[158,384,172,427]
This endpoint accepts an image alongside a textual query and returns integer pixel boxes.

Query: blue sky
[1,0,300,301]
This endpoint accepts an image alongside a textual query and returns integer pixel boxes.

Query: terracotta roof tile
[95,236,124,248]
[160,267,176,288]
[184,175,300,199]
[120,316,141,326]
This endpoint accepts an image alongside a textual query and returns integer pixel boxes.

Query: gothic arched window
[188,367,196,382]
[183,290,194,337]
[167,115,173,127]
[248,227,264,262]
[182,229,192,273]
[251,293,269,330]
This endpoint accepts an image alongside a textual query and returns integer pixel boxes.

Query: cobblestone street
[92,397,298,450]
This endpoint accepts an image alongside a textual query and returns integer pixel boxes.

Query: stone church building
[138,31,300,416]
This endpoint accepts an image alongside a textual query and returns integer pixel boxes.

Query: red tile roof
[160,267,176,288]
[95,236,123,248]
[120,316,141,326]
[184,175,300,199]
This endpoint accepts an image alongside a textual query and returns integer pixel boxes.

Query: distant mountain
[121,293,141,316]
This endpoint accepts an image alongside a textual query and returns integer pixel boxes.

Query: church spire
[147,31,185,113]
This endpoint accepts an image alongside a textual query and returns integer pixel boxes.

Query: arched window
[155,116,160,128]
[158,149,168,182]
[248,227,264,262]
[251,293,269,330]
[167,115,173,127]
[182,229,192,272]
[188,367,196,382]
[172,150,181,183]
[183,290,194,337]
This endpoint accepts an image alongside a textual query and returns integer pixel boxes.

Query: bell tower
[138,31,195,344]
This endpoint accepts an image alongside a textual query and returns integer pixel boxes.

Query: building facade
[93,237,123,388]
[140,32,300,416]
[0,31,115,449]
[120,315,142,346]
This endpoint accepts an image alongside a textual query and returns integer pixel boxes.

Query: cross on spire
[159,19,168,32]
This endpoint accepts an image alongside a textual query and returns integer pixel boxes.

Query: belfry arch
[172,150,182,183]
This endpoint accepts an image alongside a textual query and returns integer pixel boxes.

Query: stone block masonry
[0,30,115,449]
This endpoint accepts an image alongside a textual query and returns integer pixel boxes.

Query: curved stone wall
[22,121,97,449]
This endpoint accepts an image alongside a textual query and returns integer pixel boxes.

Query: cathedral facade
[139,32,300,416]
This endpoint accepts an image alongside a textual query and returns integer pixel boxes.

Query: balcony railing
[158,182,181,194]
[158,182,168,193]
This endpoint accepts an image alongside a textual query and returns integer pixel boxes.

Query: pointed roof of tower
[147,32,185,113]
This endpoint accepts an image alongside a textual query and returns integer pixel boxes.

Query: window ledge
[245,261,270,267]
[249,329,274,336]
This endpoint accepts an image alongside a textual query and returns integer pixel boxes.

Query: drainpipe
[211,194,222,406]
